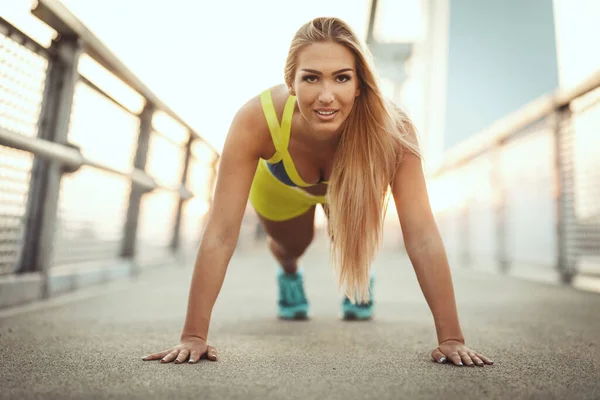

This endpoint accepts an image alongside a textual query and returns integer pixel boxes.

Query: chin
[311,121,343,135]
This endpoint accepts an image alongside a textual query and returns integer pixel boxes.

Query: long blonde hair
[284,17,420,303]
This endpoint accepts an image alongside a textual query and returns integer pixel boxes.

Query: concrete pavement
[1,237,599,399]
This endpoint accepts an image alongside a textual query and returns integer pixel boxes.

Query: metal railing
[0,0,218,302]
[431,69,600,286]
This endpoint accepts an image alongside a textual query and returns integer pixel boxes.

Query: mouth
[314,109,338,121]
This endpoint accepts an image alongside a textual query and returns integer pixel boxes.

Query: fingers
[174,349,190,364]
[431,348,447,364]
[469,352,484,367]
[459,350,475,367]
[161,350,179,363]
[142,350,170,361]
[448,352,463,366]
[205,345,218,361]
[188,350,201,364]
[476,352,494,365]
[434,343,494,367]
[434,349,463,366]
[145,344,218,364]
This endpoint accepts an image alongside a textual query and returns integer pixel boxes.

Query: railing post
[491,146,509,273]
[170,136,193,255]
[553,106,576,284]
[18,35,82,298]
[366,0,379,45]
[121,103,154,270]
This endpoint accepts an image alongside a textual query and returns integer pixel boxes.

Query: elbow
[201,221,240,252]
[403,230,443,257]
[405,236,434,257]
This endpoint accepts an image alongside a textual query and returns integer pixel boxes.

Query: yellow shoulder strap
[259,89,283,163]
[260,89,282,150]
[280,95,311,187]
[259,89,311,187]
[279,95,295,148]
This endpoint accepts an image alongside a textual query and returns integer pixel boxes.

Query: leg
[256,207,316,320]
[257,206,316,274]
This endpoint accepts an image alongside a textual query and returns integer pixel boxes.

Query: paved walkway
[1,239,599,399]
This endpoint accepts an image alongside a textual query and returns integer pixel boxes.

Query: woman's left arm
[391,132,494,367]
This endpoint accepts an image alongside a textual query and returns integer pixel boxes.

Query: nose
[317,83,334,104]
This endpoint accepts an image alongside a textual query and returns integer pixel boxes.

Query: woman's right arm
[143,96,267,364]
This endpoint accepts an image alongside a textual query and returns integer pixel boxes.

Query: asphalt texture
[1,237,599,400]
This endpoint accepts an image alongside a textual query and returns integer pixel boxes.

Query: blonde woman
[143,17,494,368]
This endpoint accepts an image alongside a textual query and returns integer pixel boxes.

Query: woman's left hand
[431,339,494,367]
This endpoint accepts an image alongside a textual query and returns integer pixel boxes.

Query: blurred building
[372,0,599,172]
[370,0,600,288]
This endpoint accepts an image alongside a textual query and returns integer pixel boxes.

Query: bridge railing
[0,0,219,308]
[430,68,600,290]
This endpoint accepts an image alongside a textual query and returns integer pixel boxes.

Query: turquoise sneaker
[342,274,375,320]
[277,268,309,320]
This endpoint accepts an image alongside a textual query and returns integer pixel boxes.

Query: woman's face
[291,41,360,137]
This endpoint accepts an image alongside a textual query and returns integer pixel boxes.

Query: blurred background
[1,0,599,309]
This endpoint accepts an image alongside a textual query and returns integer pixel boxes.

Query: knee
[268,233,313,260]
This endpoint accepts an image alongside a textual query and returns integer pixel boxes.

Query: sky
[48,0,372,151]
[2,0,427,152]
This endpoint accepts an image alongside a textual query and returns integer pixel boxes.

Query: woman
[143,17,493,368]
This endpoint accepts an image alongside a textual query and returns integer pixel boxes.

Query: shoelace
[279,276,306,305]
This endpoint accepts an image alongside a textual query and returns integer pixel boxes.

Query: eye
[336,74,351,83]
[302,75,319,83]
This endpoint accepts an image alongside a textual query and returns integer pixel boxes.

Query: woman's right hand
[142,336,218,364]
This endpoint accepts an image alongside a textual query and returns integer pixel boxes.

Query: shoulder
[266,84,292,120]
[227,85,287,158]
[234,84,289,126]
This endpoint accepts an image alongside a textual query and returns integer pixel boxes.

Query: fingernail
[469,362,474,366]
[438,357,445,363]
[458,362,463,366]
[189,359,194,363]
[142,356,147,360]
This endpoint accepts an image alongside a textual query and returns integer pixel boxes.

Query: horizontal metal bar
[142,183,194,200]
[0,126,83,169]
[30,0,219,156]
[556,69,600,106]
[53,244,121,254]
[83,158,157,192]
[434,68,600,175]
[78,74,137,116]
[0,126,194,196]
[0,16,52,59]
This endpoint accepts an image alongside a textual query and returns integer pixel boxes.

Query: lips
[314,109,338,121]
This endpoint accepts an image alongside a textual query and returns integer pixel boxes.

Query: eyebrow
[300,68,354,75]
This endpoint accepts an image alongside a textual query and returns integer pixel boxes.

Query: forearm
[406,234,465,345]
[180,235,236,342]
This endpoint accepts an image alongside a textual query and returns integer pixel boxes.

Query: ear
[289,85,296,96]
[355,87,360,97]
